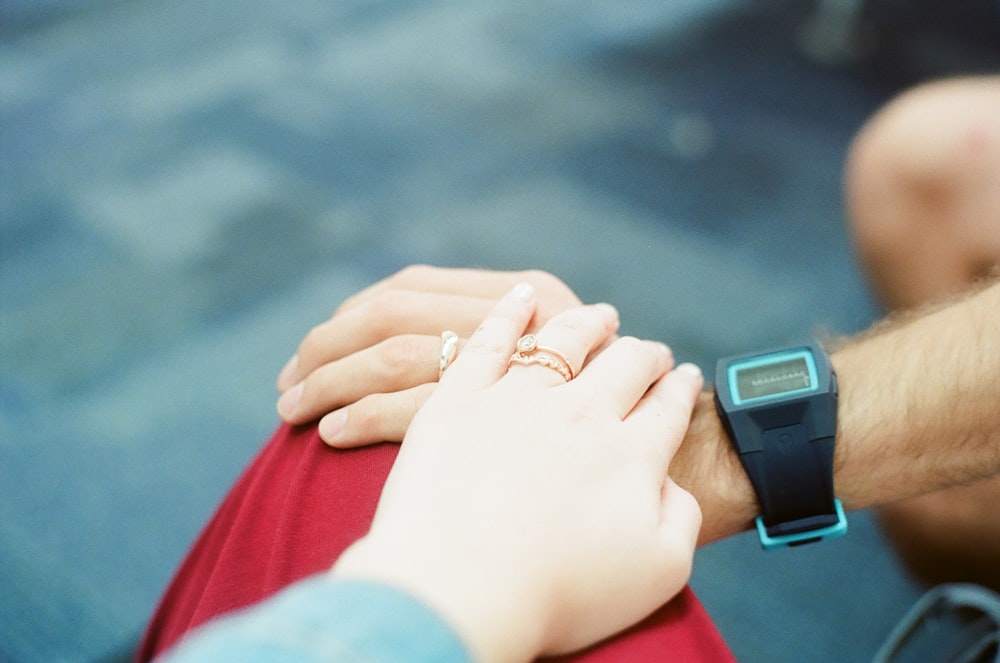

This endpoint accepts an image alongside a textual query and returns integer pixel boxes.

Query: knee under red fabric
[136,423,735,662]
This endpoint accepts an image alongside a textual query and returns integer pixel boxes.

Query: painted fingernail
[319,409,348,444]
[277,382,304,418]
[511,282,535,302]
[676,362,703,379]
[277,354,299,390]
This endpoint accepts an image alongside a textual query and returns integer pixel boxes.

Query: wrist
[331,534,547,663]
[674,390,758,545]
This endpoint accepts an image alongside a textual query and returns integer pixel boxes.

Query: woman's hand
[332,283,704,663]
[275,265,585,447]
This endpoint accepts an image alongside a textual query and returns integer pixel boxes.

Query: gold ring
[438,330,459,379]
[508,334,575,382]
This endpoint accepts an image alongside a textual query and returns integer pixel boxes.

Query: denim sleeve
[158,576,475,663]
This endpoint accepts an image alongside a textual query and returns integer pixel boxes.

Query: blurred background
[1,1,998,661]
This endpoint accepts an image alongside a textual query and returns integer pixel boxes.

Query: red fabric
[137,423,735,662]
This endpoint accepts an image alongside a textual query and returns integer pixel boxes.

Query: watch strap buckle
[756,499,848,550]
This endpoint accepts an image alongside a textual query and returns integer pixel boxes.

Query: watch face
[728,349,819,404]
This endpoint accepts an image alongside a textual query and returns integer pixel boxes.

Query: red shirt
[137,423,736,662]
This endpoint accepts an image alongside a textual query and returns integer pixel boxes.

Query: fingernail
[319,409,348,444]
[277,354,299,390]
[277,382,304,419]
[594,302,619,322]
[676,362,703,379]
[511,282,535,302]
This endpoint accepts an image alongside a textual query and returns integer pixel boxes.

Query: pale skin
[329,284,705,663]
[276,264,1000,546]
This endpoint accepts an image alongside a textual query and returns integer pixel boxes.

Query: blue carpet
[2,1,997,661]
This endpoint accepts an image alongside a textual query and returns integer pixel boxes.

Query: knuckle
[346,292,403,340]
[353,387,429,443]
[615,335,650,358]
[366,289,411,329]
[520,268,558,288]
[521,269,582,306]
[394,264,433,283]
[548,317,604,357]
[519,268,552,283]
[333,295,358,316]
[374,335,428,380]
[347,396,383,436]
[297,325,328,365]
[300,368,334,409]
[563,397,602,425]
[336,264,433,316]
[566,306,605,332]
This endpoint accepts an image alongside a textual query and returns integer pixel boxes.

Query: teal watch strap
[715,341,847,550]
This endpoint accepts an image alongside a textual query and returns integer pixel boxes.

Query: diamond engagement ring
[508,334,576,382]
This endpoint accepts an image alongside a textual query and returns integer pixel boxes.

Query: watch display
[715,341,847,550]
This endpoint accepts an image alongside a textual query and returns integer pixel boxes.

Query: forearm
[161,577,473,663]
[679,280,1000,545]
[832,279,1000,505]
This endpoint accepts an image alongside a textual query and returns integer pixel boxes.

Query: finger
[335,265,582,317]
[503,303,621,388]
[279,266,584,391]
[625,363,704,472]
[336,265,522,313]
[280,291,497,390]
[572,337,676,419]
[319,383,436,448]
[278,334,466,424]
[437,283,537,392]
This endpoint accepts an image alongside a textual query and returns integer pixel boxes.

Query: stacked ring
[508,334,576,382]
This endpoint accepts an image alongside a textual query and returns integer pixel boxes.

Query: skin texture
[844,75,1000,592]
[276,264,1000,547]
[329,285,704,663]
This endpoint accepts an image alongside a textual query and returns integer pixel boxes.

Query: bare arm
[276,266,1000,545]
[833,279,1000,502]
[686,278,1000,543]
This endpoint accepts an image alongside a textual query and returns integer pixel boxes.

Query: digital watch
[714,341,847,550]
